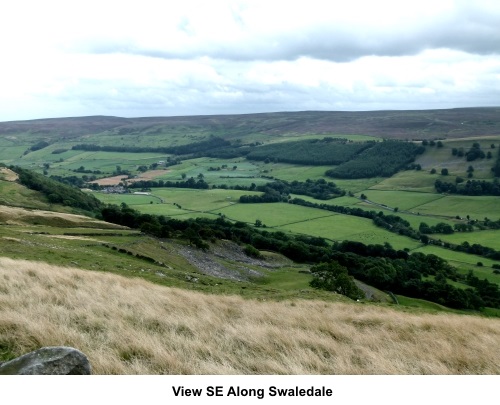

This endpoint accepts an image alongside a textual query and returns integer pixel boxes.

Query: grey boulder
[0,346,91,375]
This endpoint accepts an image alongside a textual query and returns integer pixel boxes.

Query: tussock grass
[1,257,499,374]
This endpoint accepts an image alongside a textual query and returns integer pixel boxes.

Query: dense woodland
[325,141,424,178]
[72,136,231,156]
[245,138,371,165]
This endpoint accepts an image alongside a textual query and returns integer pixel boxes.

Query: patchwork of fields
[1,120,500,316]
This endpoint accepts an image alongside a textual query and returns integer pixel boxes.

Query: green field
[94,189,423,250]
[278,215,421,250]
[436,229,500,251]
[415,137,500,179]
[369,170,438,192]
[411,195,500,220]
[217,202,335,227]
[258,163,332,182]
[153,158,268,187]
[416,245,500,283]
[356,190,443,211]
[95,188,263,215]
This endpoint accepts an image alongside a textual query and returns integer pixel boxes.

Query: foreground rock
[0,346,91,375]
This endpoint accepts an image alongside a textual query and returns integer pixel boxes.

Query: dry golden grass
[1,257,499,375]
[0,204,125,228]
[0,168,18,181]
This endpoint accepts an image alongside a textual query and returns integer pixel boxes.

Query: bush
[243,245,263,259]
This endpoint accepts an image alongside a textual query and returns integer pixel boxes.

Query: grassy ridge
[2,108,500,143]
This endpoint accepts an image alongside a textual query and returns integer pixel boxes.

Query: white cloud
[0,0,499,120]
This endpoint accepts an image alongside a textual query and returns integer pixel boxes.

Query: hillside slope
[1,108,500,142]
[1,257,499,374]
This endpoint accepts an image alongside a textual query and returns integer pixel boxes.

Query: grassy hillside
[2,257,499,374]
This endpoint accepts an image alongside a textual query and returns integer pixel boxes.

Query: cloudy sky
[1,0,499,121]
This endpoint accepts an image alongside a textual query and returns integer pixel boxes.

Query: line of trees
[435,178,500,196]
[72,136,231,156]
[12,166,102,212]
[127,178,209,190]
[239,179,345,202]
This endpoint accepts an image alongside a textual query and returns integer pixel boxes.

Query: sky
[0,0,499,121]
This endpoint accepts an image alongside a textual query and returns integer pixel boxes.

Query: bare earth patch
[91,175,129,186]
[36,234,101,242]
[91,169,171,186]
[0,168,18,181]
[127,169,171,182]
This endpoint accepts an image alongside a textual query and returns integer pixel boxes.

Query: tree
[430,168,436,174]
[181,173,187,180]
[437,141,443,148]
[310,262,364,300]
[255,219,262,227]
[360,193,367,200]
[441,168,449,175]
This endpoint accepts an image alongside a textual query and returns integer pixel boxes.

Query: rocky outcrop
[0,346,91,375]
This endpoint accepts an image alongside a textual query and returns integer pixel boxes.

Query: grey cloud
[83,6,500,63]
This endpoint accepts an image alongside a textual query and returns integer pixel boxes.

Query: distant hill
[1,107,500,141]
